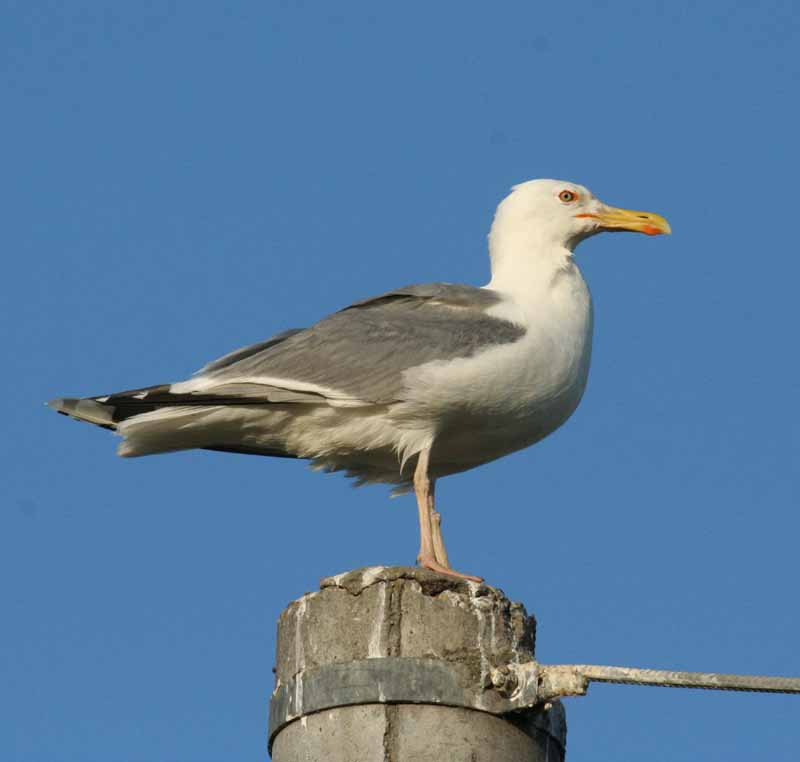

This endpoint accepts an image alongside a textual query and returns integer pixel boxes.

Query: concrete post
[268,566,566,761]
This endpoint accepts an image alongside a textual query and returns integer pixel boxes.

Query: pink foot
[418,555,484,583]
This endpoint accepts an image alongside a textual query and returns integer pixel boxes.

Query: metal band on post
[269,656,543,749]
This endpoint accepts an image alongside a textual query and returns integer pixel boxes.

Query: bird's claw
[417,555,484,583]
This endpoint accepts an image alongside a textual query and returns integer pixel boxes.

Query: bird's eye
[559,189,578,203]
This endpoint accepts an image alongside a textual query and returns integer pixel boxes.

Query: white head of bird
[487,179,670,288]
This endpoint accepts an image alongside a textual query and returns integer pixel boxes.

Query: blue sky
[2,2,798,760]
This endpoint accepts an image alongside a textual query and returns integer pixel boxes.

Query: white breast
[399,260,594,475]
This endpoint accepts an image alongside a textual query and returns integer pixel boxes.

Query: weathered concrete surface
[271,705,387,761]
[270,566,566,761]
[272,703,566,762]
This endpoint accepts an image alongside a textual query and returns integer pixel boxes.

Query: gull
[49,179,670,582]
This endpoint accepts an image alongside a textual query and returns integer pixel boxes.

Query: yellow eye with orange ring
[559,189,578,203]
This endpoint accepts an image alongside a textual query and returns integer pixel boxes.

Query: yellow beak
[577,206,672,236]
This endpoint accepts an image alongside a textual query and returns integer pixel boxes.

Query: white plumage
[50,178,670,581]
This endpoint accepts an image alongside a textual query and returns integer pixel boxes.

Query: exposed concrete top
[270,566,565,760]
[320,565,509,598]
[276,566,536,689]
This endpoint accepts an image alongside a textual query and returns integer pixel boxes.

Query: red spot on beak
[641,225,662,236]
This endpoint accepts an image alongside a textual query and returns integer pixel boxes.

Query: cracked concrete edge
[320,565,536,653]
[320,565,502,599]
[277,567,543,686]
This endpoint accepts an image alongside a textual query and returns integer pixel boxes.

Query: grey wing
[179,283,525,404]
[198,328,304,374]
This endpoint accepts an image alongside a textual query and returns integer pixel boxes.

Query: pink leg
[429,481,450,567]
[414,448,483,583]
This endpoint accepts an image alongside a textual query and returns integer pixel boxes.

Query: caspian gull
[49,179,670,581]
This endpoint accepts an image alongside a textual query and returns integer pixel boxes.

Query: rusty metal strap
[268,657,499,749]
[267,656,576,752]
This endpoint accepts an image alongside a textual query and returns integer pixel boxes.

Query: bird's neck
[486,227,576,296]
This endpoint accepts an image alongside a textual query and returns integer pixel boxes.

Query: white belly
[399,266,594,476]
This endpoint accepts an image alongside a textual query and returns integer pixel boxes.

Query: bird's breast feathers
[400,269,594,438]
